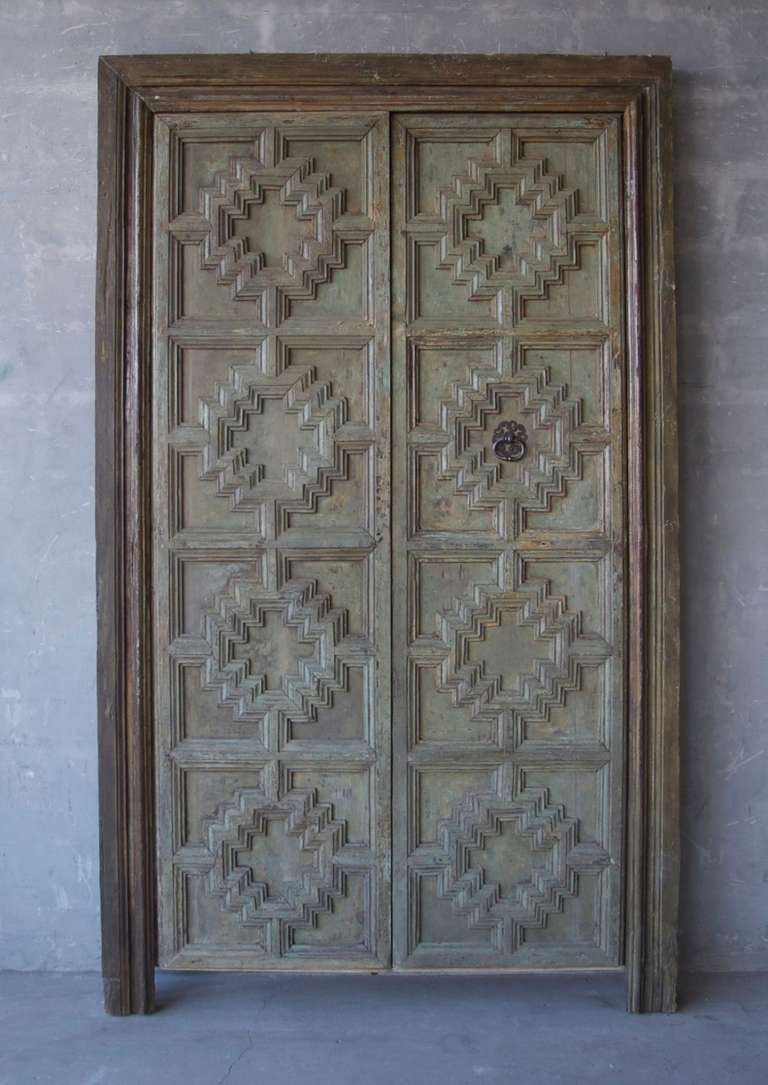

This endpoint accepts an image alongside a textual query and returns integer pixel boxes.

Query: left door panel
[152,113,391,969]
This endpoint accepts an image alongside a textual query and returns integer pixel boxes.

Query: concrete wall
[1,0,766,973]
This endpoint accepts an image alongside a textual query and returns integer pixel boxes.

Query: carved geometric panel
[406,764,612,961]
[408,339,612,540]
[173,762,375,961]
[154,113,389,970]
[197,575,349,726]
[401,120,611,328]
[167,119,379,323]
[168,337,376,540]
[409,552,613,755]
[203,786,348,931]
[393,114,624,969]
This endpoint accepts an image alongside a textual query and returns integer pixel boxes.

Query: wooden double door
[152,108,626,974]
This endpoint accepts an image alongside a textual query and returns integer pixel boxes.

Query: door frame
[95,53,679,1015]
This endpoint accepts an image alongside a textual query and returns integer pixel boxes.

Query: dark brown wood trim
[95,53,679,1015]
[623,91,647,1014]
[621,73,679,1015]
[96,58,156,1016]
[135,86,646,115]
[640,71,680,1015]
[96,56,128,1018]
[101,52,670,88]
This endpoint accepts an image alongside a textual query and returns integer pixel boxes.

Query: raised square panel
[279,338,375,429]
[171,447,266,537]
[409,551,503,642]
[408,550,614,754]
[411,765,497,850]
[518,342,610,431]
[524,450,608,535]
[170,552,266,641]
[288,870,372,955]
[173,240,268,324]
[521,240,606,325]
[410,662,503,749]
[177,131,268,216]
[518,135,602,214]
[168,550,370,744]
[171,552,266,641]
[174,662,269,745]
[179,869,270,955]
[410,450,500,538]
[521,555,612,640]
[283,448,373,537]
[281,551,372,639]
[412,132,500,218]
[282,133,369,216]
[398,119,614,330]
[412,239,498,325]
[414,872,494,951]
[408,341,502,431]
[179,766,267,849]
[287,241,369,322]
[169,339,267,432]
[283,764,373,849]
[285,666,370,747]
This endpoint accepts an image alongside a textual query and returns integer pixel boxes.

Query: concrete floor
[0,972,766,1085]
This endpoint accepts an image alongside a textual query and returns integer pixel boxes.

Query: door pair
[153,110,624,971]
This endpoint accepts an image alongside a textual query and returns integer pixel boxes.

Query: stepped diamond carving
[198,361,351,515]
[434,152,581,303]
[435,779,608,948]
[435,577,611,730]
[169,145,353,301]
[203,786,346,929]
[432,356,594,534]
[200,576,348,725]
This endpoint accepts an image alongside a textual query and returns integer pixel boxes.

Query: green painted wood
[391,114,626,968]
[141,100,664,984]
[151,113,391,969]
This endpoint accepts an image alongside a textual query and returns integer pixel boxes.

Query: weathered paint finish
[391,114,626,968]
[148,103,631,975]
[152,112,392,969]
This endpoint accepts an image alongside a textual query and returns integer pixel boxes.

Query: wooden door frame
[95,53,679,1015]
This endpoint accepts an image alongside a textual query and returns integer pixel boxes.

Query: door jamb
[95,53,679,1015]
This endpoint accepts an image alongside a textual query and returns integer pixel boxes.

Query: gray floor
[1,971,767,1085]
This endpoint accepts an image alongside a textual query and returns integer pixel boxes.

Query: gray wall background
[1,0,766,973]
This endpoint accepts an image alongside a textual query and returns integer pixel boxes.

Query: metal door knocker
[492,420,527,462]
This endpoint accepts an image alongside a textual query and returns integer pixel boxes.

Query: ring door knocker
[492,420,528,462]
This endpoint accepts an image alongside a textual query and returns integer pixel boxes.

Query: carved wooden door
[152,109,624,972]
[390,114,624,969]
[153,113,392,969]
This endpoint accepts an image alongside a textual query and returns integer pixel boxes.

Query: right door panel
[392,113,626,969]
